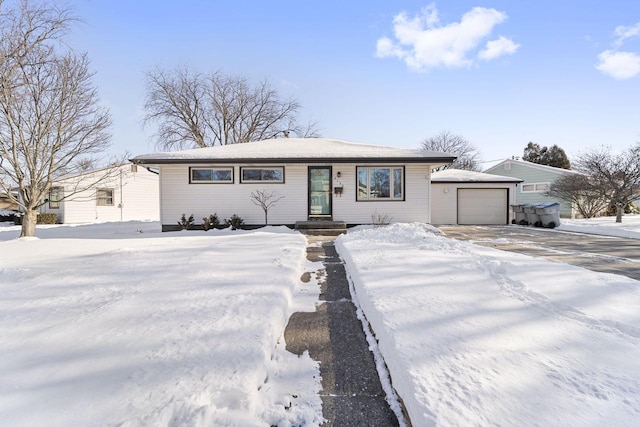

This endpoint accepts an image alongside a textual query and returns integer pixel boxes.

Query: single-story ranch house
[131,138,457,231]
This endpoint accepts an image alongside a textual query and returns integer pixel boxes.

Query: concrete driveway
[438,225,640,281]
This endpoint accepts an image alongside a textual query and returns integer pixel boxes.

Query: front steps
[295,220,347,236]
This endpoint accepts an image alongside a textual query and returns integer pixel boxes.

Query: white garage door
[457,188,508,225]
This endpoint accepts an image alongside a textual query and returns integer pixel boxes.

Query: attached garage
[457,188,508,224]
[430,169,522,225]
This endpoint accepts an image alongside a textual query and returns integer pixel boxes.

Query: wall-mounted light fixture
[336,171,341,178]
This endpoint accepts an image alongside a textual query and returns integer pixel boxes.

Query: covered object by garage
[431,169,522,225]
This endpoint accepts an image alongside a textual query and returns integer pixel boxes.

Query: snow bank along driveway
[336,223,640,427]
[0,223,323,426]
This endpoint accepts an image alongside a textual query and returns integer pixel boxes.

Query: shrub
[371,211,393,227]
[224,214,244,230]
[202,213,220,231]
[178,214,195,230]
[37,213,58,224]
[0,213,17,223]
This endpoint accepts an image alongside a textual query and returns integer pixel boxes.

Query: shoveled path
[284,237,401,426]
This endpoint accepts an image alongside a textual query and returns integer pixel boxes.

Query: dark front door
[309,166,332,218]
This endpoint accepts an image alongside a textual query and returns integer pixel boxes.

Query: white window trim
[96,188,114,206]
[521,182,550,193]
[356,166,405,201]
[189,167,234,184]
[240,167,285,183]
[48,186,63,209]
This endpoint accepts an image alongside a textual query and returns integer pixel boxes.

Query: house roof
[484,158,580,176]
[431,169,523,183]
[131,138,457,165]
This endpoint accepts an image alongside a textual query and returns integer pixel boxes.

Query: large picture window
[357,166,404,201]
[48,187,62,209]
[240,167,284,183]
[190,167,234,183]
[96,188,114,206]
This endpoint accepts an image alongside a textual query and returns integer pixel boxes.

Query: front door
[308,166,332,218]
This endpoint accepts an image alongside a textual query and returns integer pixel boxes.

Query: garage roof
[432,169,523,183]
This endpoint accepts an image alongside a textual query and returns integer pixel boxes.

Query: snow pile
[558,214,640,239]
[0,223,323,426]
[336,223,640,426]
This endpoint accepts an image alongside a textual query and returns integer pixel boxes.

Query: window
[521,182,550,193]
[190,167,233,183]
[240,167,284,183]
[357,166,404,201]
[96,188,114,206]
[48,187,62,209]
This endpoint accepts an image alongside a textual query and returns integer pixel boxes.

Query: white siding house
[39,164,160,223]
[431,169,522,225]
[132,138,456,231]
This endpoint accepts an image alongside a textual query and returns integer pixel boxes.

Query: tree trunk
[264,210,268,225]
[616,205,623,223]
[20,209,38,237]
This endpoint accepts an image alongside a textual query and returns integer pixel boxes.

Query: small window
[96,188,114,206]
[521,182,550,193]
[356,166,404,201]
[190,167,234,183]
[48,187,62,209]
[240,167,284,183]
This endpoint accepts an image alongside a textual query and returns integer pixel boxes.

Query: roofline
[130,156,458,165]
[432,179,523,184]
[485,159,579,175]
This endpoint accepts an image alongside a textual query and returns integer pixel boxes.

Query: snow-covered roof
[431,169,522,183]
[484,158,580,176]
[131,138,457,165]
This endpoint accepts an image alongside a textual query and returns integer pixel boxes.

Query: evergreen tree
[523,142,571,169]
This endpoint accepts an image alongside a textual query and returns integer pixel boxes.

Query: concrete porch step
[295,221,347,236]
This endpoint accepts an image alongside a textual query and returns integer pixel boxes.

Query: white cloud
[478,36,520,60]
[596,50,640,79]
[614,21,640,46]
[375,4,517,71]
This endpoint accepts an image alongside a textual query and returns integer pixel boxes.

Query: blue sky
[68,0,640,166]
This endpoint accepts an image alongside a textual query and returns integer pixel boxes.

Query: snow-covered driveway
[440,224,640,280]
[336,223,640,427]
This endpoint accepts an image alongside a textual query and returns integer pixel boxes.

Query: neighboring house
[0,192,19,211]
[131,138,456,231]
[431,169,522,225]
[484,158,580,218]
[38,163,160,223]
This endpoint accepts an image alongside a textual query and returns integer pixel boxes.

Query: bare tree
[546,174,608,218]
[574,143,640,222]
[0,0,113,237]
[144,67,319,150]
[250,189,284,225]
[420,130,481,171]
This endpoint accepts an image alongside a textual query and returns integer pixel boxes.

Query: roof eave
[130,156,458,165]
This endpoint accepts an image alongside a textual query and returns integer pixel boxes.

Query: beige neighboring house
[38,163,160,223]
[431,169,522,225]
[0,192,19,211]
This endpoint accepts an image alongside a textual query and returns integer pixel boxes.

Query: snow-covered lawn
[336,223,640,427]
[0,222,323,426]
[2,217,639,426]
[558,214,640,239]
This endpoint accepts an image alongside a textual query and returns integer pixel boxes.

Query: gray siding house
[484,159,580,218]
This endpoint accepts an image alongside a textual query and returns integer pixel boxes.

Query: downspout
[119,168,123,222]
